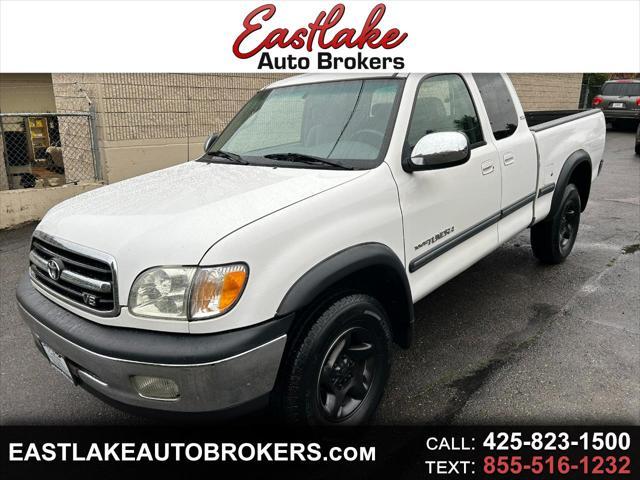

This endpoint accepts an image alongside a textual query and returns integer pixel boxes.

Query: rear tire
[531,184,581,264]
[276,294,392,425]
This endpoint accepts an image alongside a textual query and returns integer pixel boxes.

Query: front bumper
[16,274,291,414]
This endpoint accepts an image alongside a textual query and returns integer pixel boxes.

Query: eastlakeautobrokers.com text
[8,441,376,463]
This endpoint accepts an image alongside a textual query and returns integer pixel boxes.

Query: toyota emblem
[47,258,62,281]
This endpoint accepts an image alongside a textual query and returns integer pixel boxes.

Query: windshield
[601,82,640,96]
[207,78,404,169]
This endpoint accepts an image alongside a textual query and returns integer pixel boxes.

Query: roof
[263,73,408,90]
[604,78,640,83]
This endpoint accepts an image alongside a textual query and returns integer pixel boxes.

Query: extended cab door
[396,74,502,300]
[473,74,538,242]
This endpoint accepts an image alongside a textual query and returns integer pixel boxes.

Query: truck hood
[37,161,366,298]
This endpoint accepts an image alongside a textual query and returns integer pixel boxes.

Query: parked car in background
[592,79,640,128]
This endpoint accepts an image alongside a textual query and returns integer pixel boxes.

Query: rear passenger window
[406,74,483,151]
[473,74,519,140]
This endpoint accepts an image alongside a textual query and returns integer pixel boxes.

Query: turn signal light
[190,264,248,319]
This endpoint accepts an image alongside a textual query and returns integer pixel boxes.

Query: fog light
[131,375,180,400]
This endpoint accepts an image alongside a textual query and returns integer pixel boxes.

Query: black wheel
[276,294,391,425]
[635,143,640,155]
[531,184,581,264]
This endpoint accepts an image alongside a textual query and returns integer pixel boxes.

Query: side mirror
[405,131,470,172]
[203,133,219,153]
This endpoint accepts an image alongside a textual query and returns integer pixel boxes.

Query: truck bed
[525,109,600,131]
[528,107,605,224]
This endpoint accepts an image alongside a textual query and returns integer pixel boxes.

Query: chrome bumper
[20,304,286,413]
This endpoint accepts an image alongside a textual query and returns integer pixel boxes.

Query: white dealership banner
[0,0,638,72]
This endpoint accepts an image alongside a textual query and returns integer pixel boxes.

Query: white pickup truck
[18,73,605,425]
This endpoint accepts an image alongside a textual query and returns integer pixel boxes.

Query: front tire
[277,294,392,425]
[531,183,581,264]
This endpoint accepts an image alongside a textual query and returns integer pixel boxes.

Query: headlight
[128,264,248,320]
[129,267,196,319]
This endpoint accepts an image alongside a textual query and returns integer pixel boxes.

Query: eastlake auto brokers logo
[232,3,408,70]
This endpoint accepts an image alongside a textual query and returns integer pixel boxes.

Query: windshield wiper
[263,153,353,170]
[204,150,249,165]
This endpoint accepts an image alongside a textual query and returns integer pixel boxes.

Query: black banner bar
[1,426,637,479]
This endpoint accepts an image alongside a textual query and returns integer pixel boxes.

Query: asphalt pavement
[1,129,638,425]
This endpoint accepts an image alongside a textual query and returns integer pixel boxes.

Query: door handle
[481,161,495,175]
[503,153,515,166]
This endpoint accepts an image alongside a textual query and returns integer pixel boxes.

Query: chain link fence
[0,112,100,191]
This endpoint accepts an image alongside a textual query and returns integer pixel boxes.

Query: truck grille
[29,233,118,316]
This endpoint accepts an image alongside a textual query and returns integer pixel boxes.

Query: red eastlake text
[232,3,408,59]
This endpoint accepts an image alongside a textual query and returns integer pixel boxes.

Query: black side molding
[538,183,556,197]
[409,213,501,273]
[409,191,537,273]
[502,192,537,218]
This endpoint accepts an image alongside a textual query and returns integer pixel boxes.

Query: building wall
[0,73,58,191]
[0,74,103,228]
[50,73,583,185]
[51,73,292,183]
[0,73,57,113]
[508,73,584,111]
[0,182,102,230]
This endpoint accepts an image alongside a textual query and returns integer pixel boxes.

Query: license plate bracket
[41,341,75,384]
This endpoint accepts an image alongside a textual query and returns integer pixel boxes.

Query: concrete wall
[0,73,57,113]
[509,73,583,111]
[51,73,293,184]
[0,74,102,228]
[0,182,102,230]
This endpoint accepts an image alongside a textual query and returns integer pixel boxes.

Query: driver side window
[406,74,483,151]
